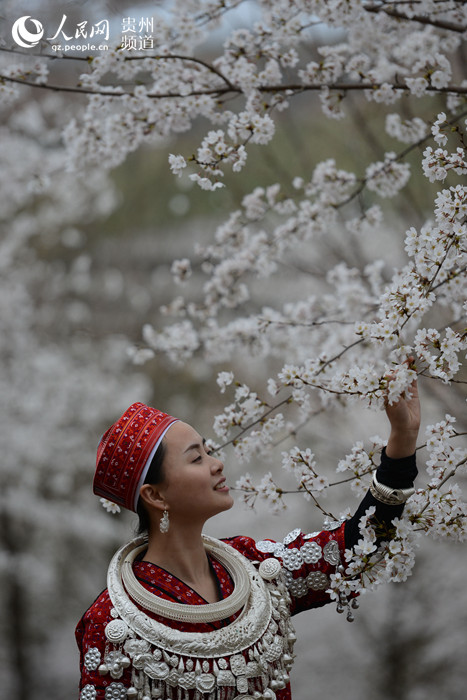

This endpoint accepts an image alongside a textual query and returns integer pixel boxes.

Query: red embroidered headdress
[93,402,178,512]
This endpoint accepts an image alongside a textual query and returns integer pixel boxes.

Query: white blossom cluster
[2,0,466,604]
[235,469,291,513]
[2,0,465,189]
[212,381,267,441]
[414,327,466,382]
[332,414,466,600]
[422,143,467,181]
[385,114,428,145]
[340,511,419,588]
[130,3,466,594]
[337,440,381,497]
[282,447,330,498]
[365,154,411,198]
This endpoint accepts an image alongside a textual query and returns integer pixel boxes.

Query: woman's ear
[139,484,167,512]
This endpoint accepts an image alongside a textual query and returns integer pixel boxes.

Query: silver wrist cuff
[369,473,415,506]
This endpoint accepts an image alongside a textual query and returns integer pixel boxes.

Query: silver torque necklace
[120,537,251,624]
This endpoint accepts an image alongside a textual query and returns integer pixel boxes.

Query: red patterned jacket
[77,451,417,700]
[76,525,346,700]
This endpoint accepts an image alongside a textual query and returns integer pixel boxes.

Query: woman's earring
[160,509,170,534]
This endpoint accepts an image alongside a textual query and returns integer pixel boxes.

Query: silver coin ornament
[259,558,282,581]
[105,618,129,644]
[195,673,216,693]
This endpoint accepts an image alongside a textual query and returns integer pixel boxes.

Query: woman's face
[159,421,234,524]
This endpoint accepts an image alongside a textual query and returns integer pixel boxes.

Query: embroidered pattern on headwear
[93,402,178,512]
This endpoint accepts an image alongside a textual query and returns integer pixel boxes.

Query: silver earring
[160,509,170,534]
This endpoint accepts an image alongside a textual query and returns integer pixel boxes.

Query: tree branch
[364,3,467,33]
[3,72,467,100]
[337,106,467,209]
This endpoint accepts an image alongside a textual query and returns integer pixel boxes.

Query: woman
[77,382,419,700]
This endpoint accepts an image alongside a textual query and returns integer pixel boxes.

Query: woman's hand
[385,377,421,459]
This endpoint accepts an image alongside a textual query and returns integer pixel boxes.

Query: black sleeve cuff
[376,446,417,489]
[344,447,417,549]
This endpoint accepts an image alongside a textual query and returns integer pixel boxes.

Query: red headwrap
[93,402,178,512]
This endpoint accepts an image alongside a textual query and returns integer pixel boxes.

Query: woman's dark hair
[136,441,166,535]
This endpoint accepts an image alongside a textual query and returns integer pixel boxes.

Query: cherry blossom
[1,0,466,617]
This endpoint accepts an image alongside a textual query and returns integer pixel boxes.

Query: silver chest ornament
[101,536,297,700]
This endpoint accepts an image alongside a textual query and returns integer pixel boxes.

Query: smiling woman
[139,422,234,530]
[77,395,419,700]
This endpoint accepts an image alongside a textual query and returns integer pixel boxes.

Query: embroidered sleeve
[255,524,346,615]
[226,526,346,616]
[76,591,132,700]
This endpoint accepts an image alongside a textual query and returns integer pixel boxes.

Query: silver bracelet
[369,472,415,506]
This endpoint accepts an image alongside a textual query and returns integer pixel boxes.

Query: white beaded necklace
[120,537,251,623]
